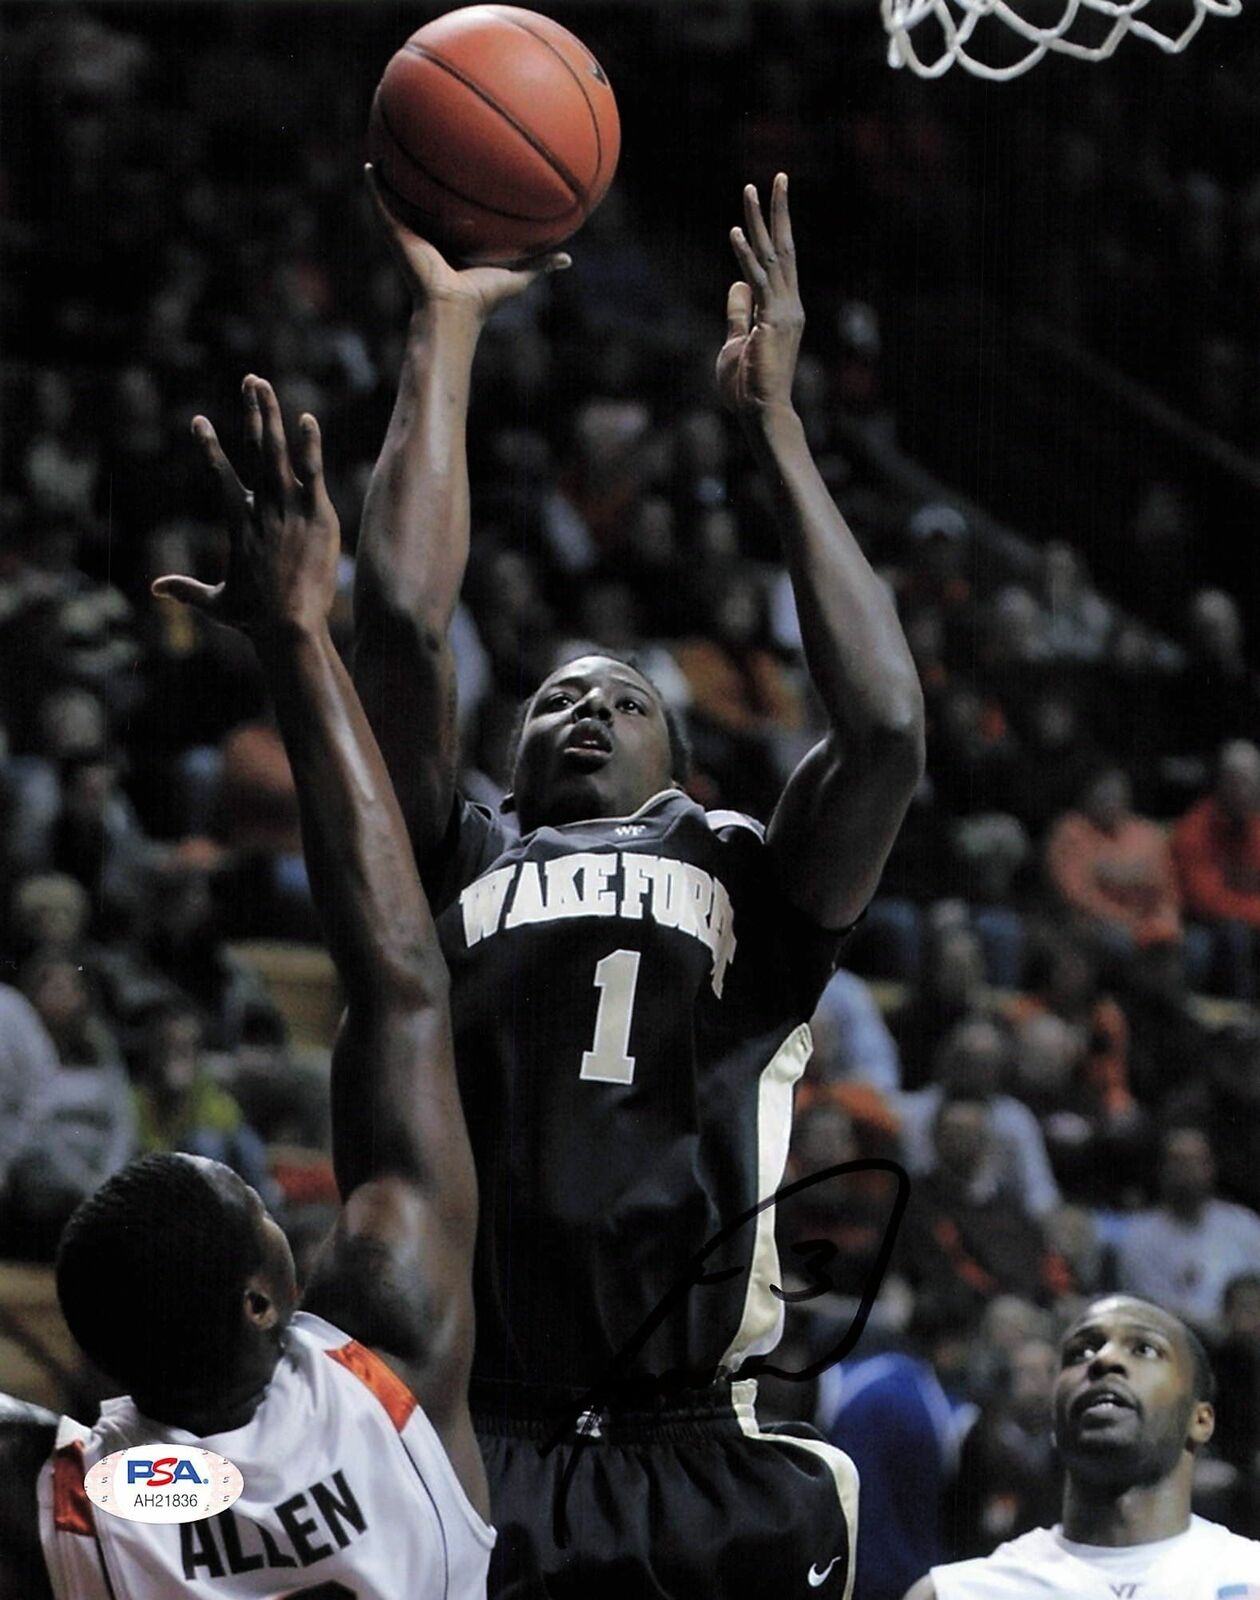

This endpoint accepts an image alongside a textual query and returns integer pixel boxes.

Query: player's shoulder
[1115,1205,1165,1245]
[985,1525,1062,1561]
[701,805,767,843]
[1185,1512,1260,1564]
[927,1526,1062,1593]
[453,792,516,854]
[1207,1196,1260,1234]
[277,1311,376,1388]
[289,1308,348,1346]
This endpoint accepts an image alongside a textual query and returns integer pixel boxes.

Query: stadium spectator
[1045,766,1183,971]
[1208,1272,1260,1489]
[948,814,1030,989]
[965,1295,1055,1399]
[6,956,135,1256]
[51,748,155,933]
[115,847,281,1052]
[0,982,61,1224]
[1173,739,1260,999]
[0,687,109,881]
[809,965,903,1094]
[894,503,973,647]
[1116,1124,1260,1332]
[1005,935,1143,1203]
[931,685,1020,820]
[214,712,318,939]
[1174,589,1260,767]
[897,1015,1061,1220]
[891,919,989,1087]
[1041,1203,1112,1302]
[20,952,124,1081]
[1007,692,1103,842]
[130,1000,274,1204]
[1008,936,1134,1123]
[5,872,91,968]
[951,1333,1062,1556]
[1035,541,1113,666]
[900,1093,1065,1316]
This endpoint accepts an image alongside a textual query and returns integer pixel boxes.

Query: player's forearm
[256,622,445,1006]
[356,303,483,630]
[353,305,484,854]
[747,404,924,752]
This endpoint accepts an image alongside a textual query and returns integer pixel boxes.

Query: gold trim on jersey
[717,1023,813,1371]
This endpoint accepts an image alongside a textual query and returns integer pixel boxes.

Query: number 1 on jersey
[580,949,641,1084]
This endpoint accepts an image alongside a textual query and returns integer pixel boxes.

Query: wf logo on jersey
[85,1445,244,1524]
[459,850,737,996]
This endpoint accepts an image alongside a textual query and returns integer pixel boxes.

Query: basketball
[366,5,621,266]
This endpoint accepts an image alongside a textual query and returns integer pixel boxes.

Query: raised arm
[353,174,568,857]
[717,176,925,930]
[153,376,484,1511]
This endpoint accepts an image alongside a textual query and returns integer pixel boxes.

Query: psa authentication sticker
[85,1447,244,1524]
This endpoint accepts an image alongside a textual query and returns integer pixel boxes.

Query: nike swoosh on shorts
[808,1555,843,1588]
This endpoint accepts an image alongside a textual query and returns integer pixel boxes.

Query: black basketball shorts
[473,1378,857,1600]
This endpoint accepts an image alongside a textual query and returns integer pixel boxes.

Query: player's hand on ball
[152,376,340,638]
[366,165,570,322]
[716,173,804,420]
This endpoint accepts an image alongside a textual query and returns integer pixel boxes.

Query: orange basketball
[367,5,620,266]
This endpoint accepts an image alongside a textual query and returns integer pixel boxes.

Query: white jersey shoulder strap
[37,1415,113,1600]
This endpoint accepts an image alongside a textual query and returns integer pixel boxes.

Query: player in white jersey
[10,376,492,1598]
[903,1294,1260,1600]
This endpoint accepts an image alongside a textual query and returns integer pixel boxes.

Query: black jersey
[431,787,841,1396]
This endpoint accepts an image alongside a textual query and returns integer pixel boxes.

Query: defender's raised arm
[154,374,486,1514]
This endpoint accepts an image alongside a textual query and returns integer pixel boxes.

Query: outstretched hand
[365,165,570,322]
[716,173,804,420]
[152,376,340,637]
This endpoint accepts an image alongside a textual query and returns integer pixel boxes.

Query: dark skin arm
[0,1401,56,1600]
[352,172,568,857]
[153,376,486,1517]
[718,176,926,930]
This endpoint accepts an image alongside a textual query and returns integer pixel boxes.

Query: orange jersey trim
[53,1440,95,1537]
[327,1339,418,1432]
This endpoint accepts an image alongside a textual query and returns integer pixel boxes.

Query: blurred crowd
[5,4,1260,1591]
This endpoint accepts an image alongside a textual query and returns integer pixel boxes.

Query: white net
[882,0,1243,80]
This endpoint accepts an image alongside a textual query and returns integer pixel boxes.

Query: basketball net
[882,0,1243,80]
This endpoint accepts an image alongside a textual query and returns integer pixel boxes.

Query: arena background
[4,2,1260,1591]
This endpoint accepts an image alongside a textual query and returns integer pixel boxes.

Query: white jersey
[931,1516,1260,1599]
[37,1312,493,1600]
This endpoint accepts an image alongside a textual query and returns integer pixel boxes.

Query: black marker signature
[540,1157,909,1547]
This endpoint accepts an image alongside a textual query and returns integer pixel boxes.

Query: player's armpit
[901,1579,938,1600]
[300,1177,481,1498]
[303,1179,472,1385]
